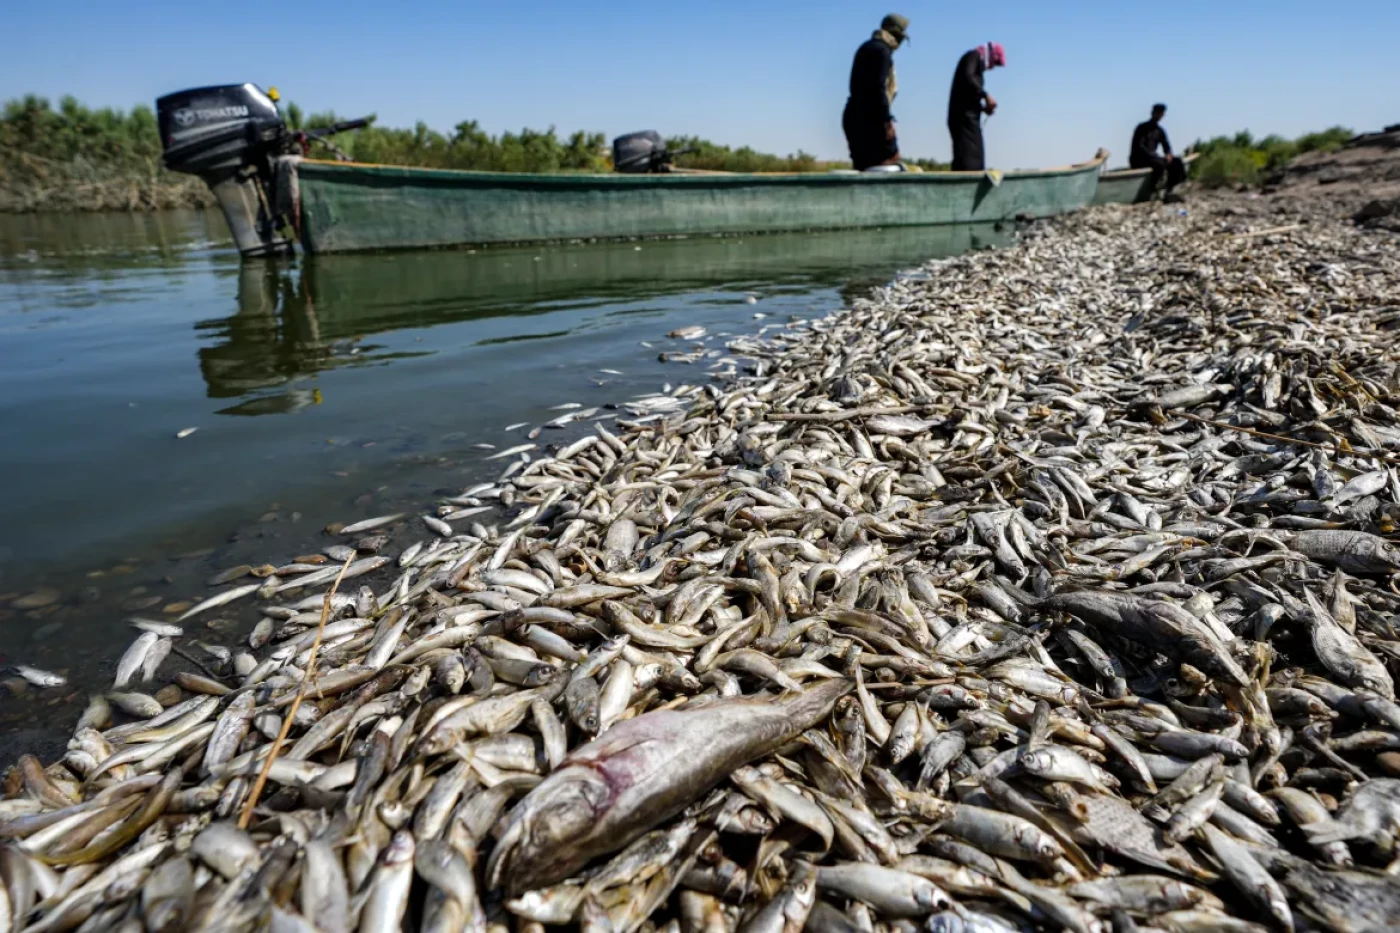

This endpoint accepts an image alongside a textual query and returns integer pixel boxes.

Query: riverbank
[0,143,215,212]
[3,185,1399,929]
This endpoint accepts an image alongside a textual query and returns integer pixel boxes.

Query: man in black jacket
[947,43,1005,171]
[1130,103,1186,199]
[843,14,909,171]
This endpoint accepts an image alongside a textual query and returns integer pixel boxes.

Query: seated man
[1130,103,1186,199]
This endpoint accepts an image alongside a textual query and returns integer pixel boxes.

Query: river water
[0,209,1010,759]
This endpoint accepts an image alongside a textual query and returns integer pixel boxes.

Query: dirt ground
[1261,126,1400,228]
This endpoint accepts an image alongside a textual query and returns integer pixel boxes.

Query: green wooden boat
[1093,152,1198,205]
[156,82,1108,257]
[290,150,1109,254]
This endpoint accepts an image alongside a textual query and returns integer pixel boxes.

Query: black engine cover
[157,84,285,175]
[612,130,667,174]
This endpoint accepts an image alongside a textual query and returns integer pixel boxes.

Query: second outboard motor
[158,84,292,257]
[613,131,673,174]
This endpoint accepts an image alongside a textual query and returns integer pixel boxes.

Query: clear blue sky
[6,1,1397,168]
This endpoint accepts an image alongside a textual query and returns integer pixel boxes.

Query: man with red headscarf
[948,42,1005,171]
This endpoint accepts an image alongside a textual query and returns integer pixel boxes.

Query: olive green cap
[881,14,910,41]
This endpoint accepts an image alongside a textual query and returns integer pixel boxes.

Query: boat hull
[1093,153,1198,205]
[294,153,1107,254]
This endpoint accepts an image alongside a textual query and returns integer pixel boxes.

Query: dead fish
[488,679,851,893]
[14,665,66,688]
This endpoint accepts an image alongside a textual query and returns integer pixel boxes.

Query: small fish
[14,665,66,688]
[198,641,232,663]
[175,427,198,439]
[107,691,164,717]
[339,513,405,535]
[424,515,454,537]
[129,618,183,637]
[113,632,158,688]
[203,692,256,775]
[486,443,537,461]
[141,637,172,683]
[176,583,262,622]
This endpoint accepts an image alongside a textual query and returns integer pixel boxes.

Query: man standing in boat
[842,14,910,172]
[1131,103,1186,201]
[947,43,1005,171]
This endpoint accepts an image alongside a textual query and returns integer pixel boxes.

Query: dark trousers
[843,100,898,171]
[1131,154,1186,192]
[949,113,984,171]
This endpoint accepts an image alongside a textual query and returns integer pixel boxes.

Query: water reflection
[196,264,330,411]
[196,223,1011,408]
[0,209,227,276]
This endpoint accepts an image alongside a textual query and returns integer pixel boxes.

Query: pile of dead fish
[6,197,1400,933]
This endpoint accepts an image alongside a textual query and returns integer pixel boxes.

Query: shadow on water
[0,213,1011,761]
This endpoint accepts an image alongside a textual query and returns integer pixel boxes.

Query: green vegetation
[1190,126,1354,188]
[908,158,952,172]
[301,118,846,174]
[0,95,213,211]
[2,91,1351,211]
[664,135,823,173]
[293,108,611,173]
[3,93,870,211]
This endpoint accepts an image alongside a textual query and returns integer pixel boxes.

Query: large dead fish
[1038,589,1248,686]
[487,678,851,893]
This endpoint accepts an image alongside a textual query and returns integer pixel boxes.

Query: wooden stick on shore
[1174,410,1400,467]
[767,404,938,424]
[237,552,354,830]
[1227,223,1305,239]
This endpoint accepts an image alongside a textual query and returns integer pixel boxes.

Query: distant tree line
[0,93,1356,211]
[3,94,886,211]
[1188,126,1354,188]
[289,112,875,174]
[0,95,213,211]
[288,104,613,173]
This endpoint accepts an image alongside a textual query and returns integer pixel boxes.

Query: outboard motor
[158,83,371,258]
[158,84,293,257]
[612,131,683,174]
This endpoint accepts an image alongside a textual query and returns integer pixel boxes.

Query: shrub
[1193,146,1263,188]
[1295,126,1353,154]
[1187,124,1355,189]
